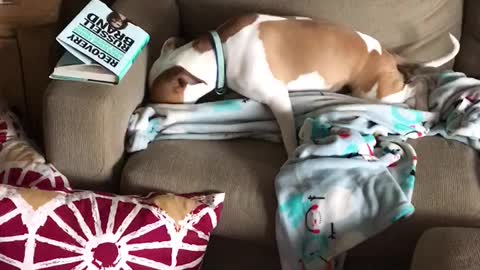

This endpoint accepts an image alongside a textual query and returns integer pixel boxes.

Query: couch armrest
[43,49,148,191]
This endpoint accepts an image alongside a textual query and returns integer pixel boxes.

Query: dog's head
[148,37,214,104]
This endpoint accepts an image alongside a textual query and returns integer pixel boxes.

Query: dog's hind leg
[266,88,298,158]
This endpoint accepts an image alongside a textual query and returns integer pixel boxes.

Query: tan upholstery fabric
[178,0,462,67]
[411,227,480,270]
[43,50,148,191]
[454,0,480,78]
[203,236,280,270]
[344,256,409,270]
[121,136,480,260]
[121,140,286,245]
[350,137,480,259]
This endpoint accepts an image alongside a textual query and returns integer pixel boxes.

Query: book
[50,51,117,84]
[50,0,150,84]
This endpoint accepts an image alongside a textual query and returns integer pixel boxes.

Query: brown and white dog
[148,14,460,156]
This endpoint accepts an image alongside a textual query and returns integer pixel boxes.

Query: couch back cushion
[177,0,463,67]
[454,0,480,77]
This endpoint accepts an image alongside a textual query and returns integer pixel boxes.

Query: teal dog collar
[209,31,227,95]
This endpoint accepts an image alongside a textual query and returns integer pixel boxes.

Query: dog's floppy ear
[177,67,206,88]
[161,37,186,55]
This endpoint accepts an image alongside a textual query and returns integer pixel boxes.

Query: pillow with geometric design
[0,110,70,191]
[0,184,224,270]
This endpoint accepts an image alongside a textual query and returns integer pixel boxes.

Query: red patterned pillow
[0,111,70,191]
[0,184,224,269]
[0,163,69,191]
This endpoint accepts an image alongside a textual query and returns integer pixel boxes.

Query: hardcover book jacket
[56,0,150,80]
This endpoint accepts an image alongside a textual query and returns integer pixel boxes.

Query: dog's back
[220,14,394,97]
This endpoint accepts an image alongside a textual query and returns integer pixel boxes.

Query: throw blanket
[127,72,480,270]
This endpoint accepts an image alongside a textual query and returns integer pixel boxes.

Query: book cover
[55,0,150,81]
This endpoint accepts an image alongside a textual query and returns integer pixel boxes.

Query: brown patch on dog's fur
[191,35,211,53]
[192,14,259,53]
[149,66,205,104]
[257,19,404,99]
[218,14,258,42]
[350,48,404,99]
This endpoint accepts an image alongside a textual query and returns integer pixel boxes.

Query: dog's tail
[396,33,460,68]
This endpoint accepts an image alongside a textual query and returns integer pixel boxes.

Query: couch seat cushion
[121,136,480,258]
[411,227,480,270]
[349,136,480,259]
[121,139,286,246]
[203,236,281,270]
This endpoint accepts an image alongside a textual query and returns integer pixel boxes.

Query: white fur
[220,15,298,155]
[422,33,460,67]
[183,84,212,103]
[356,32,382,54]
[365,82,378,99]
[149,42,217,90]
[294,16,312,20]
[381,84,415,103]
[287,72,331,90]
[397,33,460,68]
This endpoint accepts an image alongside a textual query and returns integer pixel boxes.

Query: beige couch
[43,0,480,269]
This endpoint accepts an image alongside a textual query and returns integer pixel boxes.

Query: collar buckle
[215,87,227,95]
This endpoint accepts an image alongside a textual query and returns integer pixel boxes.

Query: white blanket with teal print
[127,71,480,270]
